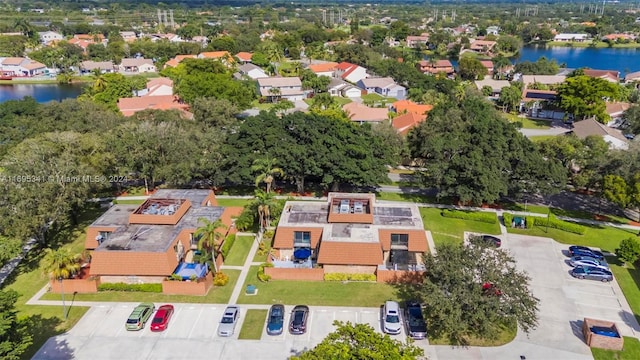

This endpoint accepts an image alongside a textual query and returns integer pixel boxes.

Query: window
[294,231,311,246]
[391,234,409,249]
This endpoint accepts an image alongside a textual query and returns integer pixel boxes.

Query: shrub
[98,282,162,292]
[221,234,236,259]
[530,215,586,235]
[269,198,288,226]
[441,209,498,224]
[616,237,640,264]
[167,274,182,281]
[258,262,273,282]
[234,208,255,231]
[324,273,376,281]
[502,212,513,227]
[213,272,229,286]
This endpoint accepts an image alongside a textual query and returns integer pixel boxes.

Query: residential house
[486,26,500,36]
[0,57,46,77]
[145,33,182,43]
[602,34,635,42]
[269,193,428,281]
[583,69,620,83]
[391,100,432,116]
[234,63,269,80]
[569,117,628,150]
[554,33,590,42]
[257,77,305,101]
[416,59,455,75]
[38,31,63,44]
[120,58,156,73]
[392,112,426,135]
[406,33,429,48]
[197,51,234,66]
[73,34,106,43]
[342,102,389,124]
[335,62,368,84]
[474,78,511,97]
[136,77,174,97]
[625,71,640,88]
[191,36,208,48]
[67,39,93,53]
[480,60,494,75]
[164,55,197,68]
[358,77,407,100]
[467,40,497,56]
[119,31,138,43]
[519,75,567,117]
[605,102,632,127]
[86,189,240,285]
[308,62,339,77]
[327,78,362,98]
[117,95,192,119]
[235,52,253,63]
[80,61,115,74]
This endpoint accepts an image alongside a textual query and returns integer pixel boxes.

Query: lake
[514,45,640,74]
[0,83,85,103]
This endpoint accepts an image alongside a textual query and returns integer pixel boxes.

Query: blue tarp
[174,262,208,280]
[294,248,311,259]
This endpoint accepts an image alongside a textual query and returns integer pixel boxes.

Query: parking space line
[187,307,204,339]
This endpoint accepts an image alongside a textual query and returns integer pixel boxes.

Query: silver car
[569,256,609,270]
[218,306,239,337]
[383,301,402,335]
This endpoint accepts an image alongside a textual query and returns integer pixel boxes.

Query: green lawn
[361,93,395,106]
[250,99,277,111]
[501,202,630,224]
[237,266,397,307]
[303,97,352,106]
[39,270,240,304]
[608,258,640,323]
[420,208,501,248]
[224,235,255,266]
[216,198,252,207]
[238,309,268,340]
[376,192,440,204]
[503,113,551,130]
[252,238,272,263]
[429,322,517,346]
[592,336,640,360]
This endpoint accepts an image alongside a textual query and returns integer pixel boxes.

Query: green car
[125,303,155,331]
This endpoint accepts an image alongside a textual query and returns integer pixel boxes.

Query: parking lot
[33,304,407,360]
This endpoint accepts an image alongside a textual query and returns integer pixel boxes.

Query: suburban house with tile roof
[605,102,632,127]
[197,51,234,66]
[235,52,253,63]
[625,71,640,86]
[0,57,46,77]
[342,102,389,124]
[119,58,156,73]
[86,189,240,285]
[164,55,197,68]
[135,77,174,97]
[327,78,362,98]
[392,113,427,135]
[391,100,432,116]
[308,62,339,77]
[475,78,511,97]
[234,63,269,80]
[465,40,497,56]
[119,31,138,42]
[117,95,192,119]
[569,117,628,150]
[406,33,429,48]
[257,77,305,101]
[269,193,429,282]
[358,77,407,100]
[416,59,455,75]
[80,60,116,74]
[38,31,63,44]
[583,69,620,83]
[335,62,368,83]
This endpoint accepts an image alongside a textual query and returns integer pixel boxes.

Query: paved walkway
[228,233,261,305]
[0,238,36,286]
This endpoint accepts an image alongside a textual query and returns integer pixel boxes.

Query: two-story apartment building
[257,77,305,101]
[0,57,46,77]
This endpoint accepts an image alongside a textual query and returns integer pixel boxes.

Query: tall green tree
[417,243,539,345]
[458,55,488,80]
[291,321,424,360]
[41,248,81,280]
[252,157,284,193]
[497,86,522,113]
[556,75,621,122]
[0,290,32,360]
[195,218,227,274]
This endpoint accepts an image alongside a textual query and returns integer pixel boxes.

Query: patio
[271,258,313,269]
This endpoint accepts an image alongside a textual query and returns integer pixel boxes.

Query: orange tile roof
[308,62,338,73]
[378,229,429,252]
[117,95,189,116]
[2,57,25,66]
[164,55,197,68]
[317,241,383,265]
[392,113,426,135]
[342,102,388,122]
[392,100,433,115]
[235,52,253,62]
[90,249,178,276]
[199,51,232,59]
[273,226,324,249]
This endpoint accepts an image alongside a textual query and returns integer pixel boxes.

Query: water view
[0,83,85,103]
[515,45,640,74]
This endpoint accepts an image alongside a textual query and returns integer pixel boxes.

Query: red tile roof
[316,241,383,265]
[273,227,323,249]
[343,102,388,123]
[308,62,338,73]
[235,52,253,62]
[378,229,429,252]
[117,95,189,117]
[392,113,427,135]
[90,249,178,276]
[164,55,197,68]
[392,100,433,115]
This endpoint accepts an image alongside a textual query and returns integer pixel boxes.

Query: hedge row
[98,282,162,292]
[258,262,273,282]
[441,209,498,224]
[503,212,586,235]
[221,234,236,259]
[324,273,376,282]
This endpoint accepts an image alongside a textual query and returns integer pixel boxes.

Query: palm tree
[268,87,281,103]
[42,248,81,280]
[194,218,227,274]
[91,68,108,93]
[254,189,275,231]
[252,157,284,193]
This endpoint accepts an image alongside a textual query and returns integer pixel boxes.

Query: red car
[150,304,174,332]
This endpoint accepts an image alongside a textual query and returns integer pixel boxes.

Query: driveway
[433,234,639,360]
[32,304,403,360]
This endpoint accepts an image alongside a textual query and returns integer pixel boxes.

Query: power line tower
[322,9,326,25]
[157,9,162,26]
[170,10,174,28]
[163,10,168,27]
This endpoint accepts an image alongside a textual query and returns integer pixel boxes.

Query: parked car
[570,266,613,282]
[125,303,155,331]
[382,301,402,335]
[218,306,240,337]
[404,301,427,340]
[470,234,501,248]
[266,304,285,336]
[568,246,604,260]
[150,304,174,332]
[569,256,609,270]
[289,305,309,335]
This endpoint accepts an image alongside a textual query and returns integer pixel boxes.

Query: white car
[382,301,402,335]
[218,306,239,337]
[569,256,609,270]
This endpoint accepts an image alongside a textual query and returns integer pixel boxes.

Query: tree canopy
[0,290,32,360]
[556,75,621,122]
[290,321,424,360]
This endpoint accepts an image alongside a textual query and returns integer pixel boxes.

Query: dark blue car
[569,246,604,260]
[266,304,285,336]
[570,266,613,282]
